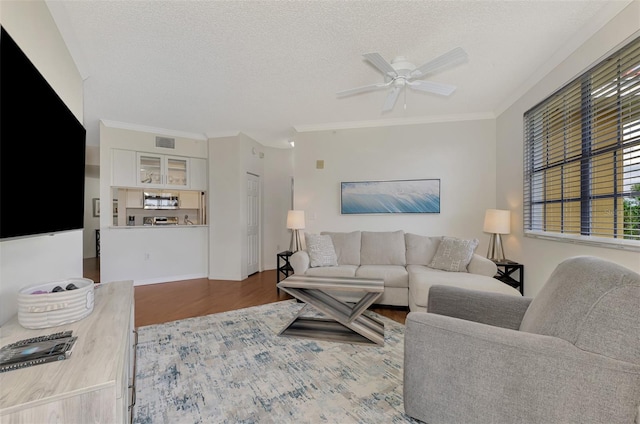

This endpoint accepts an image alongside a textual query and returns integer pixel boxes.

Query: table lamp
[287,210,305,252]
[483,209,510,261]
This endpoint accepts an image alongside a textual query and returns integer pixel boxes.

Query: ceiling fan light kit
[337,47,468,112]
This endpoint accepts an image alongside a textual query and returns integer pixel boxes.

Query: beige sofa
[289,230,521,312]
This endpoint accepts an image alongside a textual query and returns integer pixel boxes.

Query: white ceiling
[48,0,632,148]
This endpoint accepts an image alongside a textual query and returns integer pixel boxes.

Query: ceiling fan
[336,47,468,112]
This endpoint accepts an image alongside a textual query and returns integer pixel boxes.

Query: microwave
[143,216,179,226]
[143,192,179,210]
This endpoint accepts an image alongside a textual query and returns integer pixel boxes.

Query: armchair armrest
[427,285,532,329]
[289,250,310,275]
[467,253,497,276]
[404,312,640,424]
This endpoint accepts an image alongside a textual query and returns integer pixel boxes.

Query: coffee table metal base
[277,276,385,346]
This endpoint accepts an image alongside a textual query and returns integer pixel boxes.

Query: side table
[276,251,293,293]
[492,259,524,295]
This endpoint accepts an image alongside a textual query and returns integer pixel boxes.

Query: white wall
[0,1,84,325]
[101,226,208,284]
[262,147,295,269]
[496,1,640,296]
[293,119,497,250]
[209,135,244,280]
[0,1,83,120]
[208,133,281,279]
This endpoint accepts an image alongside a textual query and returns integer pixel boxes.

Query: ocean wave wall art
[341,179,440,214]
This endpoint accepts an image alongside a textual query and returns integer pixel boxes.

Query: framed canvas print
[341,179,440,214]
[92,198,100,217]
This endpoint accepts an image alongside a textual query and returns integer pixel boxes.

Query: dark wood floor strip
[83,259,407,327]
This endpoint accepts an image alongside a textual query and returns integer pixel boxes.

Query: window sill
[525,231,640,253]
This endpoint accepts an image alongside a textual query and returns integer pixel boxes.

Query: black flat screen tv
[1,26,86,240]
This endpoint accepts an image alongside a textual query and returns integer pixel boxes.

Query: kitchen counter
[101,225,208,285]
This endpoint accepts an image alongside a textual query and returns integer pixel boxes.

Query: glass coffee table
[276,275,385,345]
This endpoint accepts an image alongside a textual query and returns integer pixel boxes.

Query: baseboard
[133,273,207,286]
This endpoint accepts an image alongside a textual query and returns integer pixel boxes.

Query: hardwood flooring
[83,259,408,327]
[83,257,100,284]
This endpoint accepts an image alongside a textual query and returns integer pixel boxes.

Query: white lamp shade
[286,210,305,230]
[483,209,511,234]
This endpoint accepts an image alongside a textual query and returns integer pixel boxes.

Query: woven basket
[17,278,95,329]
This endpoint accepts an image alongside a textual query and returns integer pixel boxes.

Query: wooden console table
[0,281,136,423]
[277,275,385,345]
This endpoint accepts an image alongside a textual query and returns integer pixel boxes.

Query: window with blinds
[523,36,640,250]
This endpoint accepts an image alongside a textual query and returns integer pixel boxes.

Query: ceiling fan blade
[407,80,457,96]
[410,47,468,79]
[382,86,402,112]
[363,53,397,77]
[336,82,389,97]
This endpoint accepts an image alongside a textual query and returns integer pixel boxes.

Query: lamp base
[486,234,506,261]
[290,229,304,252]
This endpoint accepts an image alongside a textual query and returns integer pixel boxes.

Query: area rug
[133,299,420,423]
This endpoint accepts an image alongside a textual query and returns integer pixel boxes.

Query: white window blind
[523,36,640,250]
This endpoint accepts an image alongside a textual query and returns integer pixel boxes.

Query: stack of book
[0,330,77,373]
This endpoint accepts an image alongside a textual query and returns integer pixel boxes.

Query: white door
[247,173,260,275]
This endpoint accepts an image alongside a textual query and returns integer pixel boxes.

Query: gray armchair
[403,256,640,424]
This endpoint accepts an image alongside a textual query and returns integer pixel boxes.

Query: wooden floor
[83,258,408,327]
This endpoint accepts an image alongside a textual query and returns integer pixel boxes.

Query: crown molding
[293,112,495,133]
[205,130,242,139]
[100,119,207,140]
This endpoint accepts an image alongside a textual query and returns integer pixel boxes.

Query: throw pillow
[321,231,361,265]
[427,237,479,272]
[305,233,338,268]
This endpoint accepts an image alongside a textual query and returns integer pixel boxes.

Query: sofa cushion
[305,265,358,278]
[356,265,408,288]
[405,233,442,266]
[408,264,521,310]
[360,230,406,265]
[428,236,479,272]
[321,231,361,265]
[305,233,338,267]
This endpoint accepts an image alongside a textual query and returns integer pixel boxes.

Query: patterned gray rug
[133,299,420,423]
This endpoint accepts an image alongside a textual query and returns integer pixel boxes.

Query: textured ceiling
[49,0,631,148]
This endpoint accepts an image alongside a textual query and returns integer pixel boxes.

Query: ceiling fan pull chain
[404,85,407,110]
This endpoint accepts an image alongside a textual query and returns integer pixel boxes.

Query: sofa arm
[467,254,497,277]
[289,251,310,274]
[404,312,640,424]
[427,285,532,329]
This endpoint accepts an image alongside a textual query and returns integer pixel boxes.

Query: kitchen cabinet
[137,153,188,189]
[112,149,137,187]
[190,157,208,191]
[111,148,207,191]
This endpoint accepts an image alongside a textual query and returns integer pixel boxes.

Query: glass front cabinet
[136,153,188,189]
